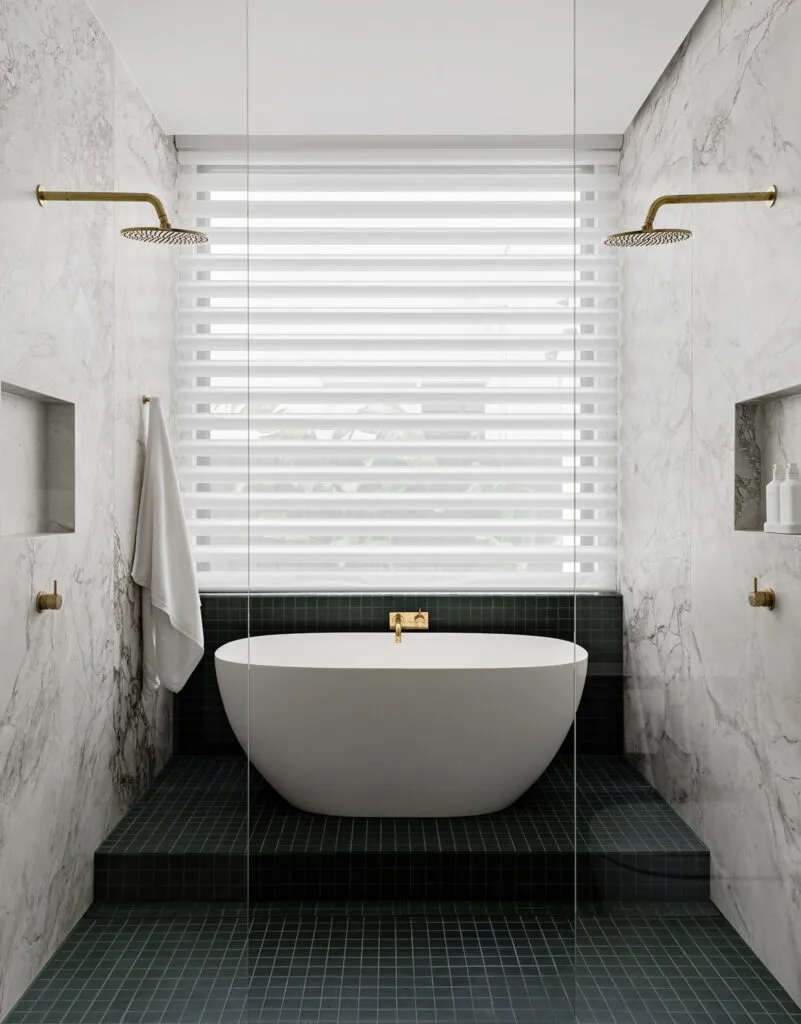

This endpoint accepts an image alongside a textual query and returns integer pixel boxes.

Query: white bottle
[780,462,801,527]
[766,464,783,527]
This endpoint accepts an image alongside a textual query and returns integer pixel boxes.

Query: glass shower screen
[238,5,586,1020]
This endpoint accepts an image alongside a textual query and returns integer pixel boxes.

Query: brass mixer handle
[36,581,63,613]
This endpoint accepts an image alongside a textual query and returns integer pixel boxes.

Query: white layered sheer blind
[176,146,619,591]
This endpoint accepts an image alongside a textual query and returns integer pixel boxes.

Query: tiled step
[8,903,800,1024]
[94,756,709,903]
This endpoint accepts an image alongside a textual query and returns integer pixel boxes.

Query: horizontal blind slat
[185,519,618,537]
[179,173,619,192]
[178,281,618,299]
[179,465,614,483]
[177,439,616,456]
[178,386,616,404]
[179,309,617,326]
[193,545,618,564]
[178,360,618,379]
[177,147,621,166]
[179,255,617,272]
[201,227,611,245]
[177,413,617,430]
[178,334,617,352]
[181,492,617,509]
[186,199,615,219]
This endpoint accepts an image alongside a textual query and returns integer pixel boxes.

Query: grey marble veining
[734,401,763,529]
[619,0,801,1005]
[0,0,177,1015]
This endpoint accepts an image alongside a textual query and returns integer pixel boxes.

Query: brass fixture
[143,396,151,404]
[604,186,777,247]
[748,577,776,611]
[36,581,63,613]
[389,609,429,643]
[36,187,208,246]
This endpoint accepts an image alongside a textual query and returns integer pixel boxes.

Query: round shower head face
[121,226,208,245]
[604,227,692,247]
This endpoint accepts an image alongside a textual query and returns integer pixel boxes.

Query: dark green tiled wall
[176,594,623,756]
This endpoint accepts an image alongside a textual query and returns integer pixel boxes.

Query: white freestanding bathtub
[215,632,588,818]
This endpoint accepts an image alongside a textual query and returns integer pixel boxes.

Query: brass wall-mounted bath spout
[389,610,429,643]
[605,186,777,247]
[36,187,208,245]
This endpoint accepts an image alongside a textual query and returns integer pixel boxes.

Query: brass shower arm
[642,187,777,230]
[36,187,172,229]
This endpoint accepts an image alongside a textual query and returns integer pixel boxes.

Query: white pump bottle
[766,464,783,527]
[780,462,801,528]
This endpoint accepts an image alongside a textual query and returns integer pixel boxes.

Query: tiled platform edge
[94,755,709,904]
[176,594,623,756]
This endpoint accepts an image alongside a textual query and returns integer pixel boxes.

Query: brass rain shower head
[36,187,208,246]
[605,227,692,247]
[604,186,777,248]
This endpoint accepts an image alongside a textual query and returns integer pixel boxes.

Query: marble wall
[619,0,801,1004]
[0,0,178,1015]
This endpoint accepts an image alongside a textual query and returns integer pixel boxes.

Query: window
[177,145,619,591]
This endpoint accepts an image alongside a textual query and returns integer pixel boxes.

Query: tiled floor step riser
[94,851,710,903]
[93,755,710,905]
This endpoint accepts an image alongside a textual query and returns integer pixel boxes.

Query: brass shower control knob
[36,581,63,613]
[748,577,775,611]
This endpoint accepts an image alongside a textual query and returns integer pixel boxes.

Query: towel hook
[142,396,151,404]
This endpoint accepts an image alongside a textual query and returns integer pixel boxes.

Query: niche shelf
[735,384,801,533]
[0,382,75,537]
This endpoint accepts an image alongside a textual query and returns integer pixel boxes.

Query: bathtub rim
[214,631,589,673]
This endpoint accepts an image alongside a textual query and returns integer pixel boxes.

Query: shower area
[1,0,801,1021]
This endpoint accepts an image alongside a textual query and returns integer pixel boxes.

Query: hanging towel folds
[132,397,203,693]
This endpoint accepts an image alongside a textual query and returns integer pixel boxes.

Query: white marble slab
[619,0,801,1005]
[0,0,176,1014]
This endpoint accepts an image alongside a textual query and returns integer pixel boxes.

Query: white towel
[132,397,203,693]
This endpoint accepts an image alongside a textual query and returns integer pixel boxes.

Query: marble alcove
[735,385,801,532]
[0,382,75,537]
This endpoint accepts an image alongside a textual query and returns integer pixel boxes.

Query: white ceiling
[89,0,707,137]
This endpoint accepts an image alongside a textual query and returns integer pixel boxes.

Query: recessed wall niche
[735,385,801,532]
[0,382,75,536]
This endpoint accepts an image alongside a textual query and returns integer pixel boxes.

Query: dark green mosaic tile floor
[97,756,707,857]
[7,905,800,1024]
